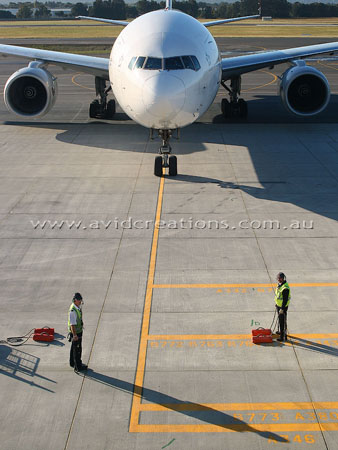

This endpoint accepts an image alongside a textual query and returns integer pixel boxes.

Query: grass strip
[0,19,338,38]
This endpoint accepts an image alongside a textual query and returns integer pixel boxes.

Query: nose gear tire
[154,156,163,177]
[169,155,177,176]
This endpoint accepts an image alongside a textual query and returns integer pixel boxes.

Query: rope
[270,308,278,333]
[0,328,35,346]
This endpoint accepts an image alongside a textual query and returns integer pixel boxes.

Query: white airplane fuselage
[109,9,221,129]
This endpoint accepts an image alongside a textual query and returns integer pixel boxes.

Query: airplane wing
[203,15,260,27]
[0,44,109,79]
[221,42,338,80]
[76,16,129,26]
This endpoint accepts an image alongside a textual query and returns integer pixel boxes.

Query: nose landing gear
[153,129,178,177]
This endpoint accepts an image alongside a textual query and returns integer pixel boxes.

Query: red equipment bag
[33,327,54,342]
[252,327,273,344]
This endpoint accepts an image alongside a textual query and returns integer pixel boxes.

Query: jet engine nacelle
[279,63,330,116]
[4,64,57,117]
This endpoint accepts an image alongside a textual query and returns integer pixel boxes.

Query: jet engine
[279,63,330,116]
[4,64,57,117]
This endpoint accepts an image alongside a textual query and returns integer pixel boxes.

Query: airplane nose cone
[143,74,185,119]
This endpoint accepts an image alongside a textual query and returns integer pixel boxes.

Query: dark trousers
[276,306,288,339]
[69,332,83,369]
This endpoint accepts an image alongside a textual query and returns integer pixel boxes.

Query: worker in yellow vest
[68,293,87,372]
[275,272,291,342]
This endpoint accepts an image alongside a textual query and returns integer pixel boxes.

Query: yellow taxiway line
[147,333,338,340]
[129,175,165,432]
[130,423,338,433]
[242,70,278,92]
[138,401,338,412]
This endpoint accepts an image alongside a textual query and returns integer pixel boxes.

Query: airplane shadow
[164,175,338,223]
[211,94,338,124]
[3,99,338,224]
[80,370,288,441]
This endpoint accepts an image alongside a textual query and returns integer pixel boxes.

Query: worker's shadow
[80,370,287,442]
[50,332,66,347]
[287,336,338,356]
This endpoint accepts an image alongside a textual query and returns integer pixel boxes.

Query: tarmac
[0,37,338,450]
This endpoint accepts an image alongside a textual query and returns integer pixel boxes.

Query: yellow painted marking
[71,73,95,91]
[129,175,165,432]
[138,401,338,412]
[318,60,338,72]
[127,156,338,433]
[130,423,338,433]
[148,333,338,340]
[242,70,278,93]
[152,282,338,289]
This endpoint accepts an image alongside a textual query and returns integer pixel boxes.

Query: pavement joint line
[129,174,165,432]
[290,336,330,448]
[152,282,338,288]
[297,127,338,187]
[222,136,279,362]
[71,100,86,123]
[63,243,124,449]
[64,141,144,449]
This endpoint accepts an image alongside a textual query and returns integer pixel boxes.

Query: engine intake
[4,65,57,117]
[279,64,330,116]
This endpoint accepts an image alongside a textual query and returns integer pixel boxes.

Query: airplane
[1,0,338,177]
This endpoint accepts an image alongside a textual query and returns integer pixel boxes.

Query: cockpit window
[181,55,195,70]
[128,56,137,70]
[144,57,162,70]
[190,55,201,71]
[164,57,184,70]
[129,55,201,71]
[135,56,146,69]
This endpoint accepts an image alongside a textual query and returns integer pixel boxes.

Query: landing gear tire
[238,99,248,119]
[221,98,247,119]
[106,99,116,119]
[89,100,100,118]
[169,155,177,176]
[154,156,163,177]
[221,98,230,118]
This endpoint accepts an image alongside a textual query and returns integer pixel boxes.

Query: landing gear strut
[89,77,116,120]
[154,129,178,177]
[221,76,248,119]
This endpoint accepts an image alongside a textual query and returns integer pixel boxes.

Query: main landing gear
[153,129,178,177]
[89,77,116,120]
[221,76,248,119]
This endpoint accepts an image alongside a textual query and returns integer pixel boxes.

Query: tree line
[1,0,338,20]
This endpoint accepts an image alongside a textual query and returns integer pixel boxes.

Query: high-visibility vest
[274,282,291,308]
[68,303,83,334]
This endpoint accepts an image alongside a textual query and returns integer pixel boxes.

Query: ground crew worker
[275,272,291,342]
[68,292,87,372]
